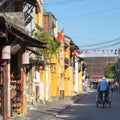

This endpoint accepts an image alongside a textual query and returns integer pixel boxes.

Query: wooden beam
[3,61,11,120]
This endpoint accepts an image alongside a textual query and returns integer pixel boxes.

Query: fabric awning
[90,75,104,79]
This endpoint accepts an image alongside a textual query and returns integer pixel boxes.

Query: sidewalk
[12,90,94,120]
[27,91,92,120]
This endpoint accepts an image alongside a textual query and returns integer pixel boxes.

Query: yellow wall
[35,0,43,27]
[51,51,59,96]
[64,43,71,96]
[64,67,71,96]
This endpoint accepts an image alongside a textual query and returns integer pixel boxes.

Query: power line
[43,0,83,7]
[94,41,120,50]
[58,19,120,50]
[44,1,120,50]
[60,6,120,19]
[81,40,120,50]
[79,38,120,48]
[57,5,120,47]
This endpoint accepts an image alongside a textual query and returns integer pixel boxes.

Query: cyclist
[97,76,109,101]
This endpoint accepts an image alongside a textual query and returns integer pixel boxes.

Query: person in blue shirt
[97,76,109,100]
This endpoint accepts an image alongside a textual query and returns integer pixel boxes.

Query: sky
[43,0,120,54]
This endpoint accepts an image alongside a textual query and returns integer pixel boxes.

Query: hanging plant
[30,29,58,60]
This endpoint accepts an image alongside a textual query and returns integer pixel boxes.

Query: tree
[104,63,115,78]
[30,29,59,61]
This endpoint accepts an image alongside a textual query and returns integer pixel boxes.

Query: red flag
[57,28,64,42]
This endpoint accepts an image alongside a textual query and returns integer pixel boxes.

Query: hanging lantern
[102,50,104,54]
[74,50,76,55]
[85,50,87,54]
[110,50,113,54]
[2,45,11,59]
[22,52,29,64]
[115,49,117,55]
[72,51,74,55]
[94,50,96,54]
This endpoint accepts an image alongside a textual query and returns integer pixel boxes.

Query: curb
[27,93,87,119]
[35,90,94,119]
[51,93,88,119]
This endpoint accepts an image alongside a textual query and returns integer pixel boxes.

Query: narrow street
[0,1,120,120]
[55,90,120,120]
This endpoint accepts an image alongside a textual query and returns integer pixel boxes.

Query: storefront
[0,16,47,119]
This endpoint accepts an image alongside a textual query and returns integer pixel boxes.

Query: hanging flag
[106,49,109,54]
[115,49,117,55]
[57,28,64,42]
[110,50,113,54]
[118,49,120,54]
[102,50,104,54]
[94,50,97,54]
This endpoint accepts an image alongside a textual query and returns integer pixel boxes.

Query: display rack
[11,79,23,114]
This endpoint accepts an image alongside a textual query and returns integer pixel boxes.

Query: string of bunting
[80,49,120,55]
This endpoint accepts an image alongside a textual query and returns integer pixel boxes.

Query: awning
[90,74,104,79]
[0,16,48,48]
[9,25,48,48]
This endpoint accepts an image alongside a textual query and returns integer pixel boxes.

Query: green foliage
[31,29,58,60]
[104,62,115,78]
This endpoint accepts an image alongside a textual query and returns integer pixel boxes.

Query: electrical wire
[43,0,83,7]
[59,6,120,19]
[44,1,120,51]
[94,41,120,50]
[81,40,120,50]
[59,18,120,50]
[79,38,120,48]
[56,5,120,48]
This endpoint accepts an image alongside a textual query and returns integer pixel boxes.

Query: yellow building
[69,41,84,95]
[35,0,84,102]
[35,2,59,101]
[64,36,72,96]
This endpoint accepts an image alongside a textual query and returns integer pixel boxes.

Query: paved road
[56,91,120,120]
[25,91,88,120]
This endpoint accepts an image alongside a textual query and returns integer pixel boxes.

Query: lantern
[22,52,29,64]
[72,51,74,55]
[2,45,11,59]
